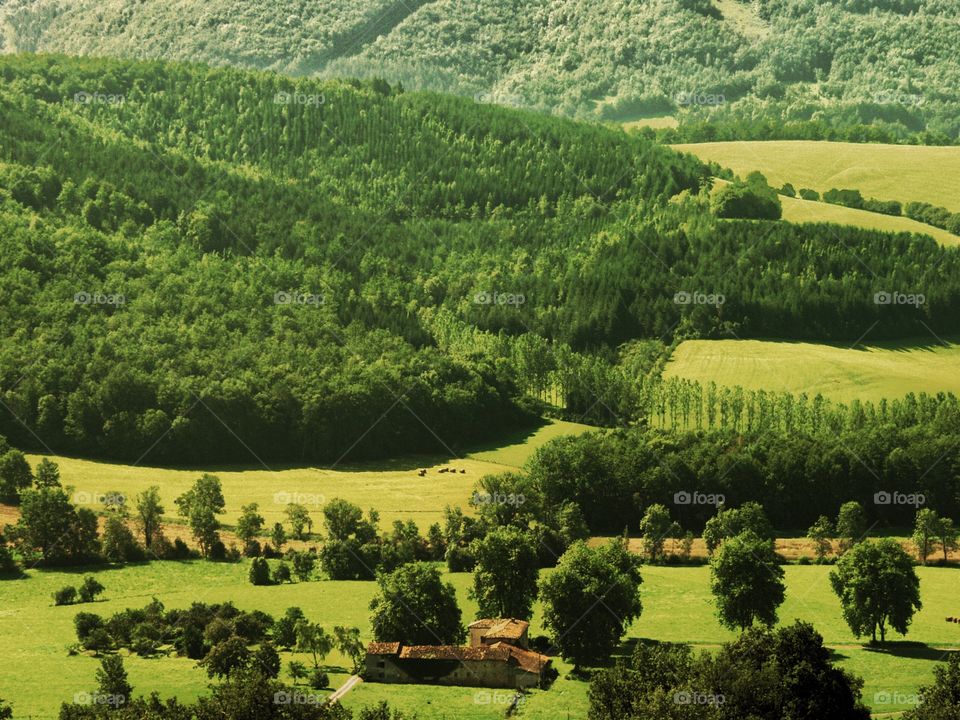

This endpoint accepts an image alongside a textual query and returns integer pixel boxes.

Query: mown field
[1,561,956,719]
[664,338,960,403]
[778,194,960,247]
[673,140,960,212]
[17,421,591,531]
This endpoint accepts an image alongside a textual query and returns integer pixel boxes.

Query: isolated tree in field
[638,503,680,563]
[936,516,958,563]
[296,621,334,669]
[370,562,465,645]
[912,509,940,565]
[830,538,921,643]
[540,539,642,668]
[334,626,366,673]
[286,503,313,540]
[202,636,252,678]
[135,486,164,550]
[34,458,61,488]
[322,498,368,541]
[287,660,308,685]
[807,515,834,563]
[902,654,960,720]
[188,505,221,558]
[469,526,539,620]
[95,655,132,706]
[270,522,286,552]
[836,501,868,554]
[175,474,225,517]
[0,448,32,501]
[703,501,774,554]
[236,503,265,543]
[710,530,785,631]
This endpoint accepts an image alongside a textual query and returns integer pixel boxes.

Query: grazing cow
[460,469,466,474]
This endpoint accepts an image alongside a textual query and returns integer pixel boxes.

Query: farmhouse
[364,618,551,689]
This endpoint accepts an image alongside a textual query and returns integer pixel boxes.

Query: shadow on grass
[864,641,960,662]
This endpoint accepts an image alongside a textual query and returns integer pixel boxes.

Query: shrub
[798,188,820,201]
[74,612,105,642]
[271,561,292,584]
[308,669,329,689]
[78,575,105,603]
[248,557,271,586]
[54,585,78,605]
[243,539,262,558]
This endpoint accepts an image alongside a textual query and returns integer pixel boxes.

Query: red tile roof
[366,642,401,655]
[483,619,528,640]
[490,642,552,675]
[399,645,511,662]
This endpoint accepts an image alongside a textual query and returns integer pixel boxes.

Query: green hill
[3,0,960,140]
[2,54,960,466]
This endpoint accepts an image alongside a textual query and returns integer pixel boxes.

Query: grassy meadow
[17,420,590,531]
[1,560,956,718]
[778,194,960,246]
[673,140,960,212]
[664,338,960,403]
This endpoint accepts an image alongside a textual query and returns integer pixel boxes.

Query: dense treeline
[1,56,959,461]
[4,0,960,141]
[522,421,960,533]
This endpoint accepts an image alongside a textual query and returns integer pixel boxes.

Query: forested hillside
[2,0,959,142]
[1,55,959,464]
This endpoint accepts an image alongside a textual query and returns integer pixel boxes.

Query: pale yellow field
[779,194,960,246]
[664,338,960,403]
[674,140,960,211]
[21,420,590,528]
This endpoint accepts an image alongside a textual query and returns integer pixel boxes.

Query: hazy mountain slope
[3,0,959,139]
